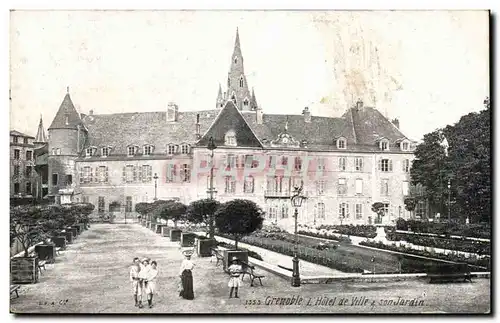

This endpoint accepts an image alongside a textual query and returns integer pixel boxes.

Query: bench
[10,285,20,298]
[210,248,224,267]
[427,263,472,283]
[38,260,47,275]
[241,262,265,287]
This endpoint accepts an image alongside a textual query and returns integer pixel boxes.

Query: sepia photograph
[8,9,491,314]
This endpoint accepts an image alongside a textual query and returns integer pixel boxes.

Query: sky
[9,10,489,141]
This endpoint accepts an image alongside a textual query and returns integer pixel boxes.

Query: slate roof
[10,130,34,138]
[48,93,85,130]
[81,109,219,156]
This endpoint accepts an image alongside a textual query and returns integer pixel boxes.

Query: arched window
[243,98,249,106]
[337,137,347,149]
[225,130,237,146]
[239,76,244,87]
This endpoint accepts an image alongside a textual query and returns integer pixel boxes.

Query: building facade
[44,29,416,227]
[10,130,36,197]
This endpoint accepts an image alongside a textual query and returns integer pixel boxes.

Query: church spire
[216,83,224,109]
[34,114,48,144]
[227,27,251,111]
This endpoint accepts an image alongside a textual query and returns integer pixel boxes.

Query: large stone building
[45,29,416,226]
[10,130,36,197]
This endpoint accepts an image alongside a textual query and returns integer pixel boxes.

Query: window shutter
[105,167,109,183]
[133,166,137,182]
[389,160,393,172]
[378,159,382,171]
[148,166,152,182]
[79,168,84,184]
[138,166,143,182]
[186,165,191,182]
[122,166,126,182]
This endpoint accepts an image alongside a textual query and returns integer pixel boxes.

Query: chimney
[256,106,263,125]
[195,113,201,139]
[167,102,179,122]
[302,107,311,123]
[392,118,400,129]
[356,99,363,110]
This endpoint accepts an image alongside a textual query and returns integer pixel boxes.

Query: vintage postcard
[9,10,490,314]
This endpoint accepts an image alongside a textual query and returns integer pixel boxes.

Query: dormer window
[127,146,137,157]
[167,144,176,155]
[380,139,389,151]
[143,145,153,156]
[85,148,93,158]
[337,137,347,149]
[181,144,190,154]
[225,130,237,146]
[101,147,110,157]
[239,76,244,87]
[401,140,410,151]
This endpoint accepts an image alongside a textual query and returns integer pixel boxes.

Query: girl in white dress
[227,257,242,298]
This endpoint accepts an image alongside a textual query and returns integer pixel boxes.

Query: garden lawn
[10,223,490,314]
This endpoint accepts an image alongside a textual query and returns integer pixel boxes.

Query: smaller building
[10,130,36,197]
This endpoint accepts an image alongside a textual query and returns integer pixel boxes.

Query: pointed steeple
[233,27,242,59]
[48,89,84,130]
[34,114,48,144]
[227,27,251,111]
[216,83,223,108]
[251,87,258,110]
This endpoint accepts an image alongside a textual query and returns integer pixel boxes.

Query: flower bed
[316,225,377,238]
[297,230,352,244]
[386,232,490,255]
[359,240,490,270]
[215,241,263,261]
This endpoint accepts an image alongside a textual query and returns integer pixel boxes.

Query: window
[97,166,109,183]
[83,196,89,203]
[415,201,426,218]
[355,204,363,219]
[181,144,190,154]
[167,144,176,155]
[24,137,28,144]
[56,148,61,155]
[401,141,410,151]
[275,204,285,219]
[316,180,326,195]
[166,164,177,182]
[317,203,325,219]
[231,94,237,105]
[403,181,409,196]
[14,183,19,194]
[102,147,109,157]
[127,146,136,157]
[26,151,32,161]
[338,157,347,171]
[317,158,326,171]
[26,182,32,194]
[124,165,136,183]
[339,202,349,219]
[85,148,93,157]
[381,179,389,196]
[14,149,20,160]
[225,130,237,146]
[66,175,72,185]
[143,145,153,156]
[243,98,249,107]
[126,196,132,212]
[240,76,244,87]
[281,156,288,166]
[355,179,363,195]
[80,167,92,184]
[52,173,58,186]
[13,165,20,176]
[380,140,389,151]
[244,176,254,193]
[181,164,190,182]
[355,157,363,171]
[379,159,393,172]
[338,178,347,195]
[268,205,277,221]
[294,157,302,171]
[383,203,390,217]
[402,159,410,173]
[13,136,18,143]
[98,197,105,213]
[234,56,238,64]
[225,154,236,170]
[225,176,236,193]
[142,165,152,183]
[337,138,347,149]
[26,166,32,177]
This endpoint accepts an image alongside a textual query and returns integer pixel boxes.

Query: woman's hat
[142,258,149,263]
[182,250,194,257]
[231,256,239,262]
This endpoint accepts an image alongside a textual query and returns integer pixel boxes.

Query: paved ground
[10,224,490,314]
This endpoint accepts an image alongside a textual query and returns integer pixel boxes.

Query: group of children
[129,257,159,308]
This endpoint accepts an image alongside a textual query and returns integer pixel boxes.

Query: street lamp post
[207,137,217,238]
[290,182,307,287]
[447,179,451,222]
[153,173,159,201]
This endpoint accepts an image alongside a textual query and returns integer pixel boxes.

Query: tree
[135,202,153,220]
[167,202,187,228]
[404,197,417,219]
[371,202,385,224]
[151,199,178,224]
[186,199,221,238]
[214,199,264,250]
[10,205,52,257]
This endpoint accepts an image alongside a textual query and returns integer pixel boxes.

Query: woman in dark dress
[179,251,195,300]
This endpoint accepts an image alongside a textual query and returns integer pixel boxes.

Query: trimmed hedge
[297,230,352,244]
[316,224,377,238]
[398,219,490,239]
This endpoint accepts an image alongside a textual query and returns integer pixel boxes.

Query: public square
[10,223,490,314]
